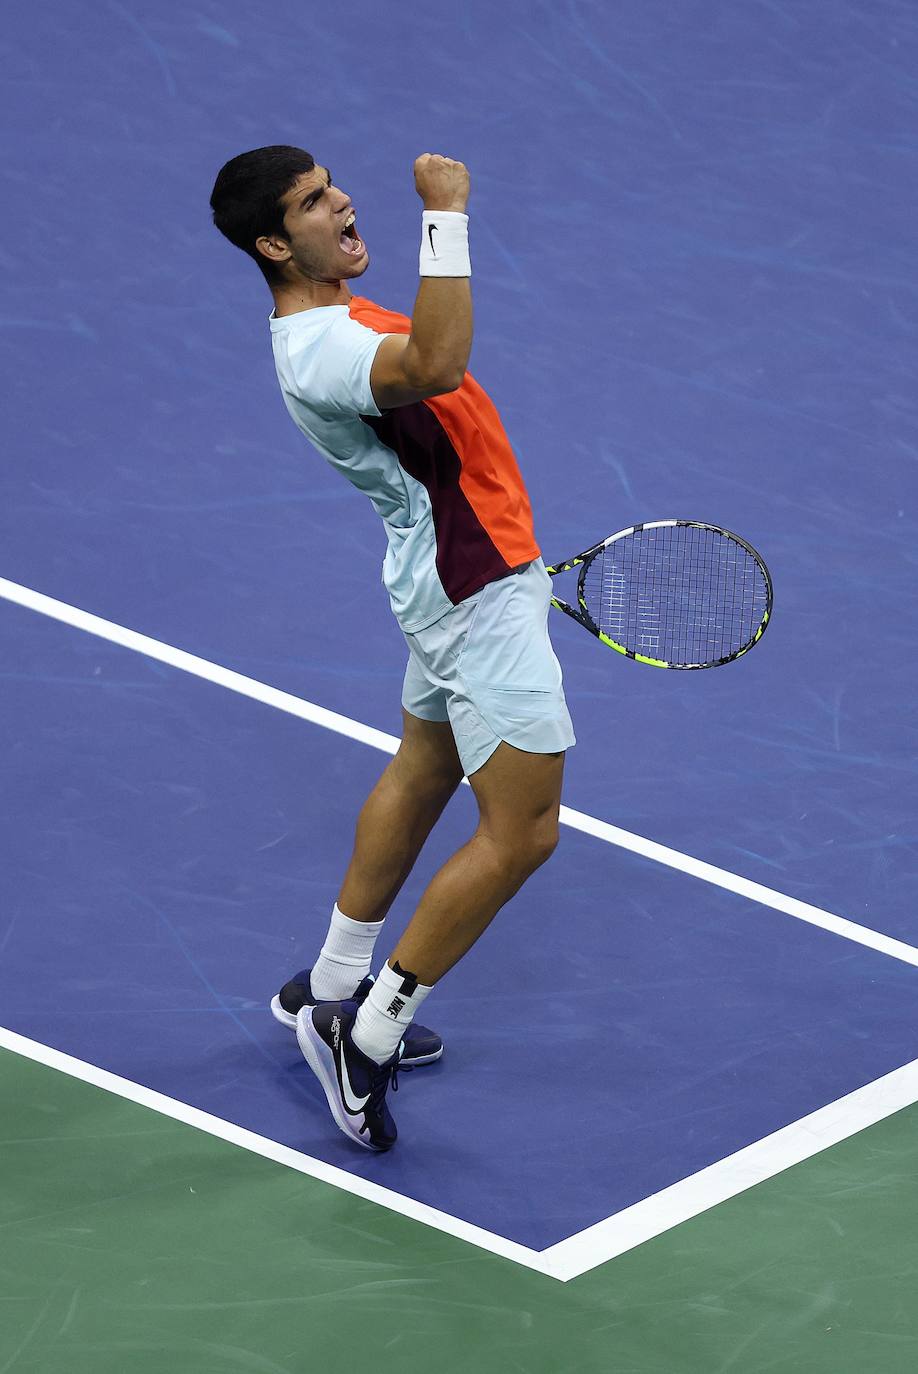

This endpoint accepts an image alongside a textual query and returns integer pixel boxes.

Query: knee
[509,819,559,878]
[530,822,559,871]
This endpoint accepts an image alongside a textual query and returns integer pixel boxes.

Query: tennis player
[210,146,575,1150]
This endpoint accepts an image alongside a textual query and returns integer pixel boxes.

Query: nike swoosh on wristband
[428,223,438,256]
[334,1039,371,1116]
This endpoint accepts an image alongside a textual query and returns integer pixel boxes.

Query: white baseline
[4,1024,918,1283]
[3,573,918,1282]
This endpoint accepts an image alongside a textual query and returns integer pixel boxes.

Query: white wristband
[419,210,471,277]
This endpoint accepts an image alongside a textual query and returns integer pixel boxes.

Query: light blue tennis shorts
[401,558,576,778]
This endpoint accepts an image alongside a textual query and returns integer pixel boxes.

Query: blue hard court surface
[1,0,917,1250]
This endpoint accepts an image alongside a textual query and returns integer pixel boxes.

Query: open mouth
[339,210,364,256]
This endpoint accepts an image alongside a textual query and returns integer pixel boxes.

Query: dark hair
[210,145,315,283]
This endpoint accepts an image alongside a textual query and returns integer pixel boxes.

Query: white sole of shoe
[270,995,296,1029]
[295,1008,388,1152]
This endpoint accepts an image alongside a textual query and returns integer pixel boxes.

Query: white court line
[3,574,917,968]
[556,807,918,968]
[4,573,918,1282]
[542,1052,918,1280]
[0,1026,554,1279]
[4,1023,918,1283]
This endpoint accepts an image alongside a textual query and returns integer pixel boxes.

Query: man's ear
[255,234,291,268]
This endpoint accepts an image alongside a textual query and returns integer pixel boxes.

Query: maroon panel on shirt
[361,403,514,605]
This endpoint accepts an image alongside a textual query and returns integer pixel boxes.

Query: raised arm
[369,154,472,409]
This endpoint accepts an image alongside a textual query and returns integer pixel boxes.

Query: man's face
[264,164,368,283]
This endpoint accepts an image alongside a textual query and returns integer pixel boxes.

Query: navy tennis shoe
[270,968,443,1067]
[296,999,400,1152]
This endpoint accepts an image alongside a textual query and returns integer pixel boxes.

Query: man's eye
[303,178,331,211]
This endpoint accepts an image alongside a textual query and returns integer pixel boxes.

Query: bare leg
[336,710,464,924]
[389,741,565,986]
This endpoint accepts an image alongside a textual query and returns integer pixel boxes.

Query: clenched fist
[414,154,470,214]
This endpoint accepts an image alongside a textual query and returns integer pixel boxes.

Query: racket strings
[582,525,769,665]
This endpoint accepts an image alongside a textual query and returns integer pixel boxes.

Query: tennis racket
[545,520,772,669]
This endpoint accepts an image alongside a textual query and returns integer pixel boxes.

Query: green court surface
[2,1047,917,1373]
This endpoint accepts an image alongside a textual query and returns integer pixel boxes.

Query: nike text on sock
[351,960,434,1066]
[309,904,384,1002]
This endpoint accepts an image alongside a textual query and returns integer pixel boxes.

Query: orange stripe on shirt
[347,296,540,570]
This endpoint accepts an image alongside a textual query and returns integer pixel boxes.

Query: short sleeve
[283,312,389,418]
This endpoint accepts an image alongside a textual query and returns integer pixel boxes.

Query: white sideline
[4,1025,918,1283]
[2,575,916,969]
[542,1054,918,1280]
[4,572,918,1282]
[0,1026,554,1278]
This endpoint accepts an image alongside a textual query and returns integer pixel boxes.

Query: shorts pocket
[464,681,576,756]
[467,681,569,722]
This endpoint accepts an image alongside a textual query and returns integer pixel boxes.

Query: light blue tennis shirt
[269,294,541,632]
[270,301,453,632]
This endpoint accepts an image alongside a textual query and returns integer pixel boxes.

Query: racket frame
[545,519,773,669]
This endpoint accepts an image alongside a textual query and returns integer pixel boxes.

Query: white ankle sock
[352,960,433,1066]
[310,903,384,1001]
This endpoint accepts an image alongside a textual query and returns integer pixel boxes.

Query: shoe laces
[368,1057,399,1114]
